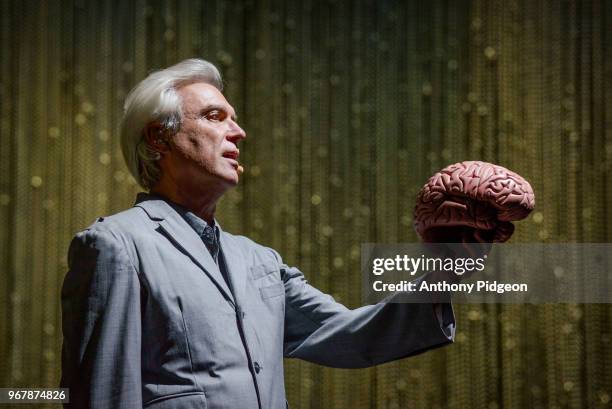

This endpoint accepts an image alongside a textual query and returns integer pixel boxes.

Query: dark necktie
[200,225,220,264]
[200,225,233,293]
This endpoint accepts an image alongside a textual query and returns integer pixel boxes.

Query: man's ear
[143,122,171,154]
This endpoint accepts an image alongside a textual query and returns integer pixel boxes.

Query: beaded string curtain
[0,0,610,408]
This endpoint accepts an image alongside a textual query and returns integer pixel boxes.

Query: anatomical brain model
[414,161,535,243]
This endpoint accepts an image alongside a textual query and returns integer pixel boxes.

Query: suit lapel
[218,229,249,309]
[135,195,236,307]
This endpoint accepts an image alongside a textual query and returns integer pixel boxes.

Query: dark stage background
[0,0,611,408]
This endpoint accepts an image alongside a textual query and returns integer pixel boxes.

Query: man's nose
[227,120,246,143]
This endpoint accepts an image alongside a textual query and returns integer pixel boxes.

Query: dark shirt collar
[139,192,220,241]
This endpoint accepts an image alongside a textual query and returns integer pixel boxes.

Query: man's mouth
[222,150,243,173]
[222,150,239,160]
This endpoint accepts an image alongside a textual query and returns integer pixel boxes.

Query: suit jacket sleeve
[270,249,455,368]
[60,228,143,408]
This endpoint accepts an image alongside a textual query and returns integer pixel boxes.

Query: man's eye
[204,110,223,121]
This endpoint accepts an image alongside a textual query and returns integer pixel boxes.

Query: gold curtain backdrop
[1,0,611,408]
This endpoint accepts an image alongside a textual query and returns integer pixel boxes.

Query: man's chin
[219,171,240,187]
[184,172,239,193]
[225,177,240,187]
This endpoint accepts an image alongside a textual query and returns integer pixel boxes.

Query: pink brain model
[413,161,535,243]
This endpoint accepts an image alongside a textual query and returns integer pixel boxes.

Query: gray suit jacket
[61,193,455,409]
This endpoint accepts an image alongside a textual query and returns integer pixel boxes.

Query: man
[60,59,455,409]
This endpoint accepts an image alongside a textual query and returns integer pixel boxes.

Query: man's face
[162,82,246,191]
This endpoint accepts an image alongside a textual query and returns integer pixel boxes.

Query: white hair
[120,58,223,189]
